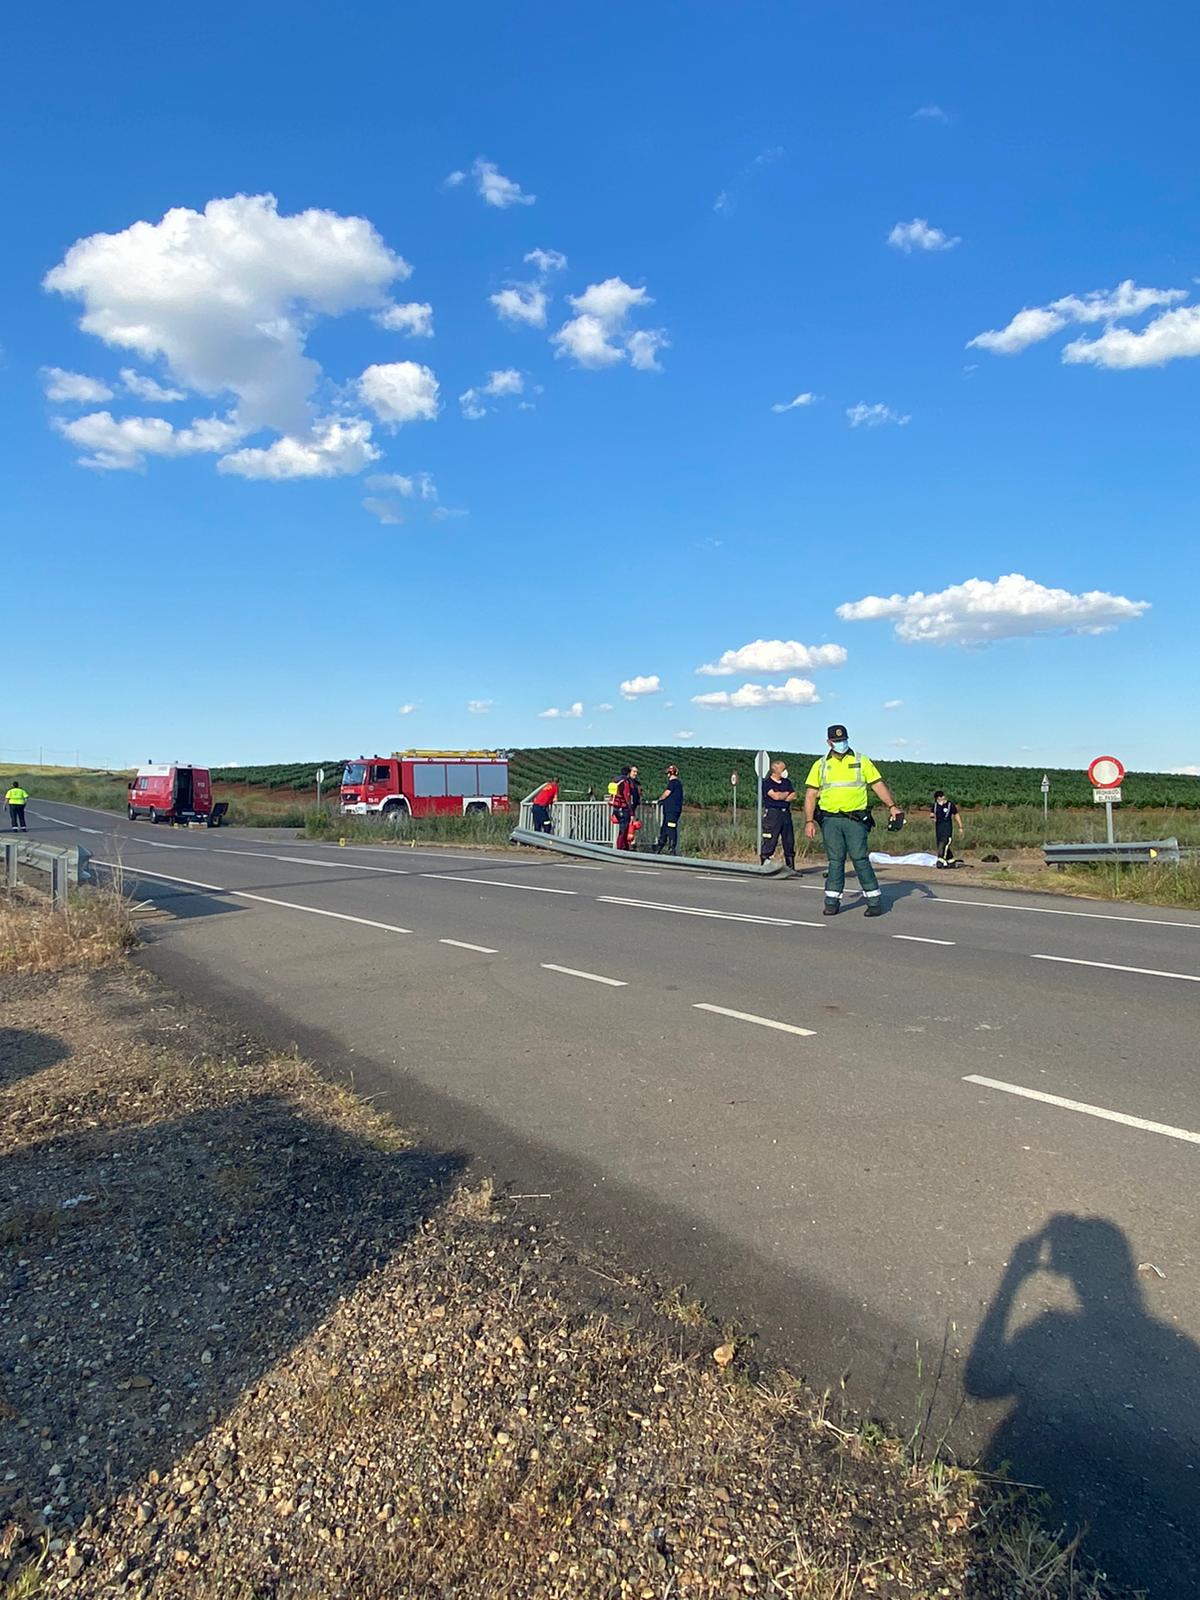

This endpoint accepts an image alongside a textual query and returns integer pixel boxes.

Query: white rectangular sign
[1093,787,1122,804]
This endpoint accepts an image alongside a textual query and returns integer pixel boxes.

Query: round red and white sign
[1088,755,1125,789]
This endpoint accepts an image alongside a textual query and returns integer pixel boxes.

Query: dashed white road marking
[964,1075,1200,1146]
[32,812,77,827]
[421,873,576,896]
[893,934,956,946]
[541,963,627,987]
[694,1003,816,1037]
[599,895,821,928]
[93,860,411,933]
[267,854,410,875]
[1030,953,1200,984]
[440,939,499,954]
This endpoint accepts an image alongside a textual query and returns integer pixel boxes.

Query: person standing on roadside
[612,765,636,851]
[760,760,797,870]
[529,778,559,834]
[6,779,29,832]
[803,724,901,917]
[931,789,965,867]
[654,764,684,854]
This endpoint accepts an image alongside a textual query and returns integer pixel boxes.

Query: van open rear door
[192,769,212,814]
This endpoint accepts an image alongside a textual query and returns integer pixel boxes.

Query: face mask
[832,741,849,755]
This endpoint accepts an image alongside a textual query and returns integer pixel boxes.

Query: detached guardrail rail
[2,841,92,909]
[1043,838,1180,868]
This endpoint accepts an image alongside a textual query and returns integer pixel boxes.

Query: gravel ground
[0,931,1124,1598]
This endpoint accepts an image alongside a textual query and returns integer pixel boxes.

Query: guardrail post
[4,841,15,889]
[51,852,67,910]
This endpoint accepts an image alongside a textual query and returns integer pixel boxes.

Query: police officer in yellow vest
[803,725,900,918]
[5,780,30,832]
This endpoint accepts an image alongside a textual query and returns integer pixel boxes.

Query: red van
[127,764,225,826]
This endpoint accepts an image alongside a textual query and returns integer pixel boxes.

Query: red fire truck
[339,751,510,820]
[127,764,227,826]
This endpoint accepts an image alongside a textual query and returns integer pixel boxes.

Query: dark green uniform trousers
[821,814,881,902]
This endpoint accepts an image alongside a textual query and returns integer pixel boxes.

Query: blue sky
[3,1,1198,775]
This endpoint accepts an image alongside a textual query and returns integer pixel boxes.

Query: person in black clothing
[654,764,684,854]
[760,760,796,869]
[932,789,964,866]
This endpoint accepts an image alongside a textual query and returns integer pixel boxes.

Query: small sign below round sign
[1088,755,1125,789]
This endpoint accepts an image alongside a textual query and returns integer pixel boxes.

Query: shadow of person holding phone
[966,1213,1200,1595]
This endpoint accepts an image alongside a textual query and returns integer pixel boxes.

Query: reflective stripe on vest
[818,753,863,790]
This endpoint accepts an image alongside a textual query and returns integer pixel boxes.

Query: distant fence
[518,795,663,848]
[2,841,91,909]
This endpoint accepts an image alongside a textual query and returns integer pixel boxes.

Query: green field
[507,745,1200,809]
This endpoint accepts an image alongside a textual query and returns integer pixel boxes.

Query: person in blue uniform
[760,760,796,869]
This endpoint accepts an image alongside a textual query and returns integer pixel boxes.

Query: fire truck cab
[127,764,224,826]
[340,751,509,819]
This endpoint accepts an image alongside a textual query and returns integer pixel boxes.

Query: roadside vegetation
[0,892,1126,1599]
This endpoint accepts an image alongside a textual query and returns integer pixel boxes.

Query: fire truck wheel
[382,802,408,823]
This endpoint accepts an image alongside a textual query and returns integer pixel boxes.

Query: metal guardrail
[510,825,784,876]
[518,796,663,848]
[3,841,92,908]
[1044,838,1180,867]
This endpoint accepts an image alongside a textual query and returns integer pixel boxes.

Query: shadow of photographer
[966,1212,1200,1595]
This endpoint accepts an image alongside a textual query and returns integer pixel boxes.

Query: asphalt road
[24,799,1200,1594]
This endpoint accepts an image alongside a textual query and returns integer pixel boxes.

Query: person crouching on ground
[803,725,900,917]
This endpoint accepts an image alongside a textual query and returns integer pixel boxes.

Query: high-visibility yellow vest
[804,751,881,814]
[6,787,29,806]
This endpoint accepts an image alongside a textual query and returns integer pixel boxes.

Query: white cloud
[847,402,910,428]
[883,698,904,710]
[675,730,696,739]
[713,190,731,215]
[697,640,847,676]
[218,417,379,480]
[912,104,949,122]
[467,699,493,714]
[524,247,566,275]
[472,158,535,209]
[1062,304,1200,369]
[1169,765,1200,777]
[619,674,662,700]
[44,193,408,437]
[891,738,915,748]
[431,505,468,522]
[398,704,417,716]
[771,392,816,413]
[888,218,960,253]
[41,367,113,403]
[357,361,439,426]
[553,277,665,371]
[119,367,186,402]
[53,409,243,471]
[374,301,433,337]
[538,701,584,719]
[595,702,614,713]
[968,280,1188,357]
[443,170,466,189]
[490,285,549,328]
[363,496,404,525]
[692,677,820,710]
[460,368,525,420]
[836,572,1150,645]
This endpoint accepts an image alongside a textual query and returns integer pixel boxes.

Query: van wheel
[149,808,159,824]
[128,804,137,821]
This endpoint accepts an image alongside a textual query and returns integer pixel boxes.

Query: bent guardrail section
[509,825,785,877]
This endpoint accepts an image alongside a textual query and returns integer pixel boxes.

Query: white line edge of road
[440,938,499,954]
[932,892,1200,932]
[694,1002,816,1037]
[964,1074,1200,1146]
[893,934,956,946]
[599,895,823,928]
[92,859,413,935]
[421,873,577,895]
[540,962,627,987]
[1030,952,1200,984]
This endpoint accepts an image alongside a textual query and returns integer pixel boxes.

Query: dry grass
[0,887,135,975]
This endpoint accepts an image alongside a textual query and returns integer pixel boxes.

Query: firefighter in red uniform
[612,766,636,850]
[530,779,559,833]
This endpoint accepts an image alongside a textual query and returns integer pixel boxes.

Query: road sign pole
[1106,799,1115,846]
[753,750,770,863]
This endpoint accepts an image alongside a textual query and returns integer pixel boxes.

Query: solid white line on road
[268,855,411,875]
[440,938,499,954]
[93,860,411,933]
[421,874,577,895]
[77,826,103,835]
[628,869,662,876]
[964,1075,1200,1146]
[893,934,957,946]
[541,963,627,987]
[599,895,822,928]
[1030,953,1200,984]
[32,812,77,827]
[694,1003,816,1037]
[932,894,1200,932]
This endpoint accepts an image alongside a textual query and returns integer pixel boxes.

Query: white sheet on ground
[868,851,940,867]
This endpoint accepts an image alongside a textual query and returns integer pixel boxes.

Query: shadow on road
[0,1028,69,1091]
[966,1213,1200,1595]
